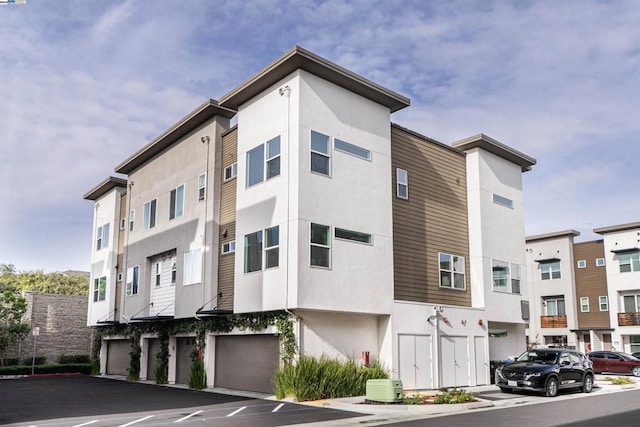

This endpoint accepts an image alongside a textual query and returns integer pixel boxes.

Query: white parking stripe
[226,406,247,417]
[73,421,99,427]
[120,415,154,426]
[175,410,203,423]
[272,403,285,412]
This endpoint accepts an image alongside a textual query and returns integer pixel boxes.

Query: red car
[587,351,640,376]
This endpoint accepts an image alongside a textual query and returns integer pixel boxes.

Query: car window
[516,351,560,364]
[589,352,604,359]
[559,353,571,365]
[609,354,621,360]
[569,353,582,364]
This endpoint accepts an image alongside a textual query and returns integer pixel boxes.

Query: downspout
[122,181,133,323]
[201,135,211,310]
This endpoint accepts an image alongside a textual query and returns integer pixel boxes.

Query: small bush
[274,356,388,401]
[23,357,46,365]
[58,354,91,364]
[1,358,20,366]
[0,363,91,375]
[604,376,635,385]
[433,388,477,404]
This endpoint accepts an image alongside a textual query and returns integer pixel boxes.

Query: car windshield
[620,353,639,361]
[516,351,560,364]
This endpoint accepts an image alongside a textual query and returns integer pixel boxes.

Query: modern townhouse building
[84,46,535,393]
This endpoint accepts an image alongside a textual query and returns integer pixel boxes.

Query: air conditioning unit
[365,379,403,403]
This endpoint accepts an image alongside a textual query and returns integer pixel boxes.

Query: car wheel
[632,366,640,377]
[582,375,593,393]
[499,387,511,393]
[545,377,559,397]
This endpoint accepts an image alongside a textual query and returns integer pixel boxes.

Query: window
[198,173,206,201]
[222,240,236,254]
[492,193,514,209]
[577,260,587,269]
[129,209,135,232]
[310,223,330,267]
[511,264,521,294]
[599,295,608,311]
[171,257,177,284]
[396,168,408,199]
[623,294,640,313]
[334,138,371,160]
[117,273,123,282]
[246,144,264,187]
[154,261,161,287]
[439,253,465,290]
[492,260,509,291]
[96,223,110,251]
[244,231,263,273]
[580,297,590,312]
[170,184,184,220]
[596,257,605,267]
[224,163,237,181]
[143,199,157,230]
[93,276,106,302]
[630,336,640,354]
[266,136,281,179]
[183,249,202,285]
[120,218,126,230]
[310,131,330,176]
[619,253,640,273]
[544,297,566,316]
[265,226,279,269]
[126,266,139,296]
[335,227,372,244]
[540,261,561,280]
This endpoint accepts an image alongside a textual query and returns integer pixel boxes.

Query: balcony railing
[540,315,568,328]
[618,312,640,326]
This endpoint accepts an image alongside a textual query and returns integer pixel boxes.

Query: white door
[474,336,487,385]
[399,334,433,390]
[441,336,470,387]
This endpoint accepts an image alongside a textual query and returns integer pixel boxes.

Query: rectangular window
[619,253,640,273]
[154,261,161,287]
[396,168,408,199]
[198,173,206,201]
[222,240,236,254]
[244,231,263,273]
[599,295,608,311]
[492,260,509,291]
[623,294,640,313]
[596,257,605,267]
[439,253,465,290]
[492,193,514,209]
[129,209,135,232]
[577,260,587,269]
[545,297,566,316]
[246,144,265,187]
[126,266,139,296]
[96,223,110,251]
[170,184,184,220]
[334,138,371,160]
[265,226,280,269]
[540,261,561,280]
[310,223,330,267]
[93,276,106,302]
[310,131,330,176]
[580,297,590,312]
[266,136,281,179]
[335,227,372,244]
[171,257,177,284]
[183,248,202,285]
[143,199,157,230]
[224,163,237,181]
[511,263,521,294]
[120,218,126,230]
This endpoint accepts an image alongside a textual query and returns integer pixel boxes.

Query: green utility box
[365,379,404,403]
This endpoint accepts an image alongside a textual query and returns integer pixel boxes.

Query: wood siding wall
[573,240,610,328]
[391,125,471,307]
[217,127,237,311]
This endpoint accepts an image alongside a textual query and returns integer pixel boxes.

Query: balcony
[540,315,567,328]
[618,312,640,326]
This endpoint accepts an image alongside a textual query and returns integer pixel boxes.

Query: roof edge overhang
[130,315,174,322]
[452,133,537,172]
[195,309,234,316]
[219,45,410,113]
[526,229,581,243]
[83,176,127,201]
[610,247,640,254]
[535,257,561,263]
[594,221,640,235]
[391,123,466,158]
[115,99,236,175]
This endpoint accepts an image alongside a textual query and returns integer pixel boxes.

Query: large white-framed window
[492,260,509,292]
[93,276,106,302]
[170,184,184,220]
[265,226,280,269]
[544,297,566,316]
[623,294,640,313]
[244,230,263,273]
[266,136,281,179]
[619,253,640,273]
[224,163,237,181]
[243,226,279,272]
[334,138,371,160]
[396,168,408,199]
[580,297,590,312]
[143,199,157,230]
[599,295,608,311]
[96,223,110,251]
[129,209,135,232]
[221,240,236,255]
[335,227,372,244]
[540,261,561,280]
[310,223,330,268]
[171,257,177,285]
[439,253,465,290]
[310,130,330,176]
[153,261,162,287]
[198,173,206,201]
[246,136,281,188]
[246,144,264,187]
[126,265,139,296]
[183,248,202,285]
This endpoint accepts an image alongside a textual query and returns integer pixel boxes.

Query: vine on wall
[154,329,169,384]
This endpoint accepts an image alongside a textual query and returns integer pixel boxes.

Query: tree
[0,289,30,365]
[0,263,89,296]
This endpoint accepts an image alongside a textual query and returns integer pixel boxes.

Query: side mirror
[561,360,571,366]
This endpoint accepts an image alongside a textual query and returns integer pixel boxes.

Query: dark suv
[495,349,594,397]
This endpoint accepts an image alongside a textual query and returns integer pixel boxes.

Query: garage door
[441,336,470,388]
[398,334,433,390]
[215,335,279,393]
[106,339,129,376]
[146,338,161,381]
[176,337,196,385]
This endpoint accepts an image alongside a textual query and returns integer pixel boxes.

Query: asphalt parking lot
[0,375,361,426]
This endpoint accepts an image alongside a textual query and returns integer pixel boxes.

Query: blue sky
[1,0,639,272]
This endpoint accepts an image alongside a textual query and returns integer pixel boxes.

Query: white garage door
[398,334,433,390]
[441,336,470,388]
[215,335,279,393]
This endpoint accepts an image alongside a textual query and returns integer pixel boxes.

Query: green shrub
[23,356,46,365]
[274,356,388,401]
[433,388,477,404]
[0,363,91,375]
[604,376,635,385]
[58,355,91,364]
[1,358,20,366]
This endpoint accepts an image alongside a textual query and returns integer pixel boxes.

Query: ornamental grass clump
[433,387,477,404]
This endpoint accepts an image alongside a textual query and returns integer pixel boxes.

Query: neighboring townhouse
[84,46,535,392]
[594,222,640,353]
